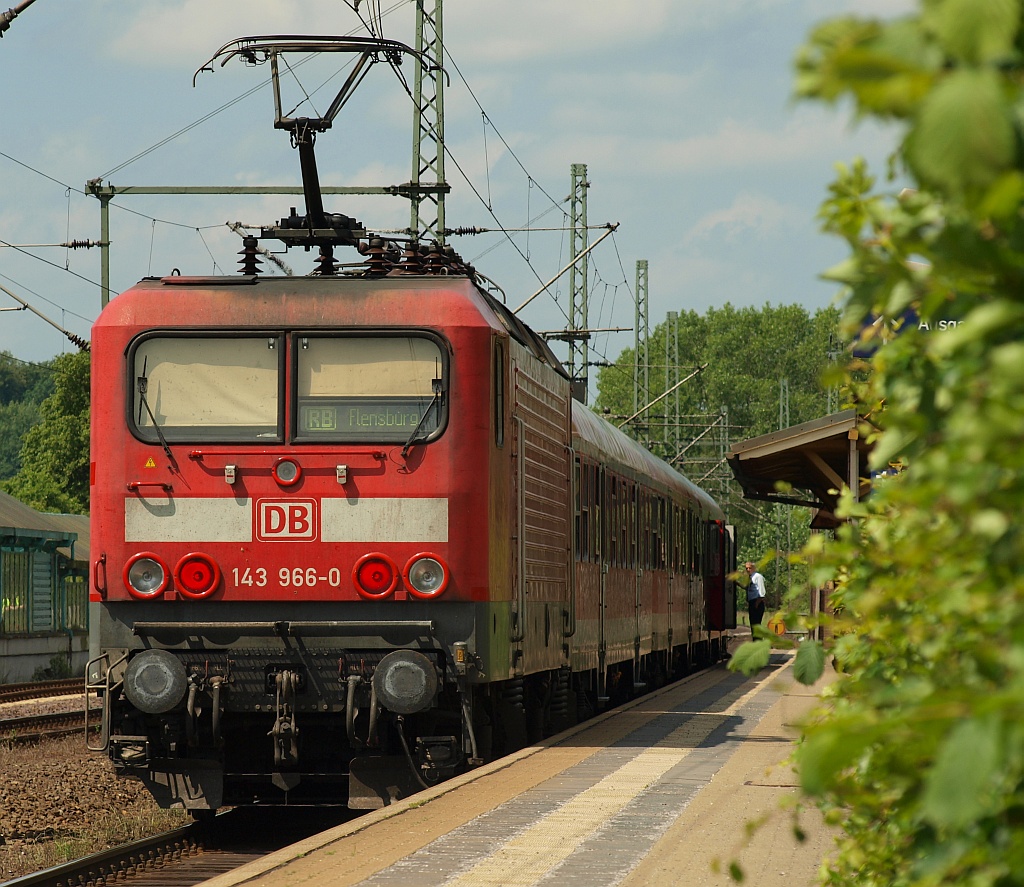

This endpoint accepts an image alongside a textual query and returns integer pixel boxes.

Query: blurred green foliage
[731,1,1024,884]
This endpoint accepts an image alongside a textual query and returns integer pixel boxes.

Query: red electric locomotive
[86,35,734,813]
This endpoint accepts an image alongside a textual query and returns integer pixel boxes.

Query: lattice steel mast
[410,0,447,245]
[567,163,590,402]
[633,259,649,441]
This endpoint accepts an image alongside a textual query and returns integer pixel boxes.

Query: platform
[201,653,837,887]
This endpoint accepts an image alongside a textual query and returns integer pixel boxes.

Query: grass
[2,807,189,878]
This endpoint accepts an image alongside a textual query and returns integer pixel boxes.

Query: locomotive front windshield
[131,336,282,442]
[128,333,445,444]
[295,336,445,443]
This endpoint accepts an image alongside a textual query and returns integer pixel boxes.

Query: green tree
[0,351,53,405]
[731,3,1024,884]
[0,400,41,479]
[0,352,55,481]
[596,303,838,440]
[2,350,90,514]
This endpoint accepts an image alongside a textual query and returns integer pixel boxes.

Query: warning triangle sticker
[145,458,157,468]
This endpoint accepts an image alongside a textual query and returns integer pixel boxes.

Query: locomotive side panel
[508,340,572,678]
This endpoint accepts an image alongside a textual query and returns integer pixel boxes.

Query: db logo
[256,499,317,541]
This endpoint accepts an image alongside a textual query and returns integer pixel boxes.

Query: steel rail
[0,710,99,744]
[3,822,206,887]
[0,679,84,705]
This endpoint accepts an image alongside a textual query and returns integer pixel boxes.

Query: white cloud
[665,112,859,173]
[106,1,363,67]
[502,107,890,194]
[686,192,805,243]
[449,0,917,65]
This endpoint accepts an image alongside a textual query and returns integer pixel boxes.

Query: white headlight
[124,553,169,598]
[404,554,449,598]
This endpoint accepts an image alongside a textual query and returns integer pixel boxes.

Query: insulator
[237,236,263,276]
[424,243,446,275]
[399,241,423,274]
[444,245,468,274]
[313,247,338,276]
[364,238,389,277]
[67,332,91,352]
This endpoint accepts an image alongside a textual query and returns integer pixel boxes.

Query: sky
[0,0,915,387]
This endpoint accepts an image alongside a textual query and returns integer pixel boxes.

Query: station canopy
[726,409,874,529]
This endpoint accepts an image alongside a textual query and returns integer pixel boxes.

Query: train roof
[103,271,569,379]
[571,402,724,518]
[102,270,719,519]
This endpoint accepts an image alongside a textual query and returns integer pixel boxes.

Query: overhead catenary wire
[0,271,93,326]
[0,282,89,350]
[0,237,106,292]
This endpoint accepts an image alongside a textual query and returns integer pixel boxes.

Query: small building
[0,490,89,682]
[727,409,875,638]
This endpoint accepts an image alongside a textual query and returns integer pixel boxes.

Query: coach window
[294,335,446,443]
[641,490,652,570]
[672,505,682,572]
[622,483,630,565]
[129,335,282,442]
[608,477,618,566]
[574,457,585,562]
[686,509,695,575]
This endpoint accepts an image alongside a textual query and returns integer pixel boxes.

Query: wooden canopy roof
[727,409,873,528]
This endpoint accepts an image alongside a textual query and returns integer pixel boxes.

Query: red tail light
[353,553,399,599]
[174,552,221,599]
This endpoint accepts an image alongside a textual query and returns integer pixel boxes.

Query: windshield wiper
[137,359,179,471]
[401,378,443,459]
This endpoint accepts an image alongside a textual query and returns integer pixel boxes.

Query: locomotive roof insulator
[364,238,389,277]
[237,235,263,276]
[424,243,446,275]
[399,241,424,275]
[313,246,338,277]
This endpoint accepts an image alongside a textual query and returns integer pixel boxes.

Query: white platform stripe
[440,679,764,887]
[124,497,449,544]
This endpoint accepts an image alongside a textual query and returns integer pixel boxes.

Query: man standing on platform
[744,562,767,628]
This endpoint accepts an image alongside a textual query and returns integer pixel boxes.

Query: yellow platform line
[443,678,766,887]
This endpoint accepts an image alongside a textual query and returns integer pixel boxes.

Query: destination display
[297,396,440,440]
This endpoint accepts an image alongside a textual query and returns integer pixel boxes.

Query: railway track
[0,709,98,744]
[0,679,83,705]
[5,807,355,887]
